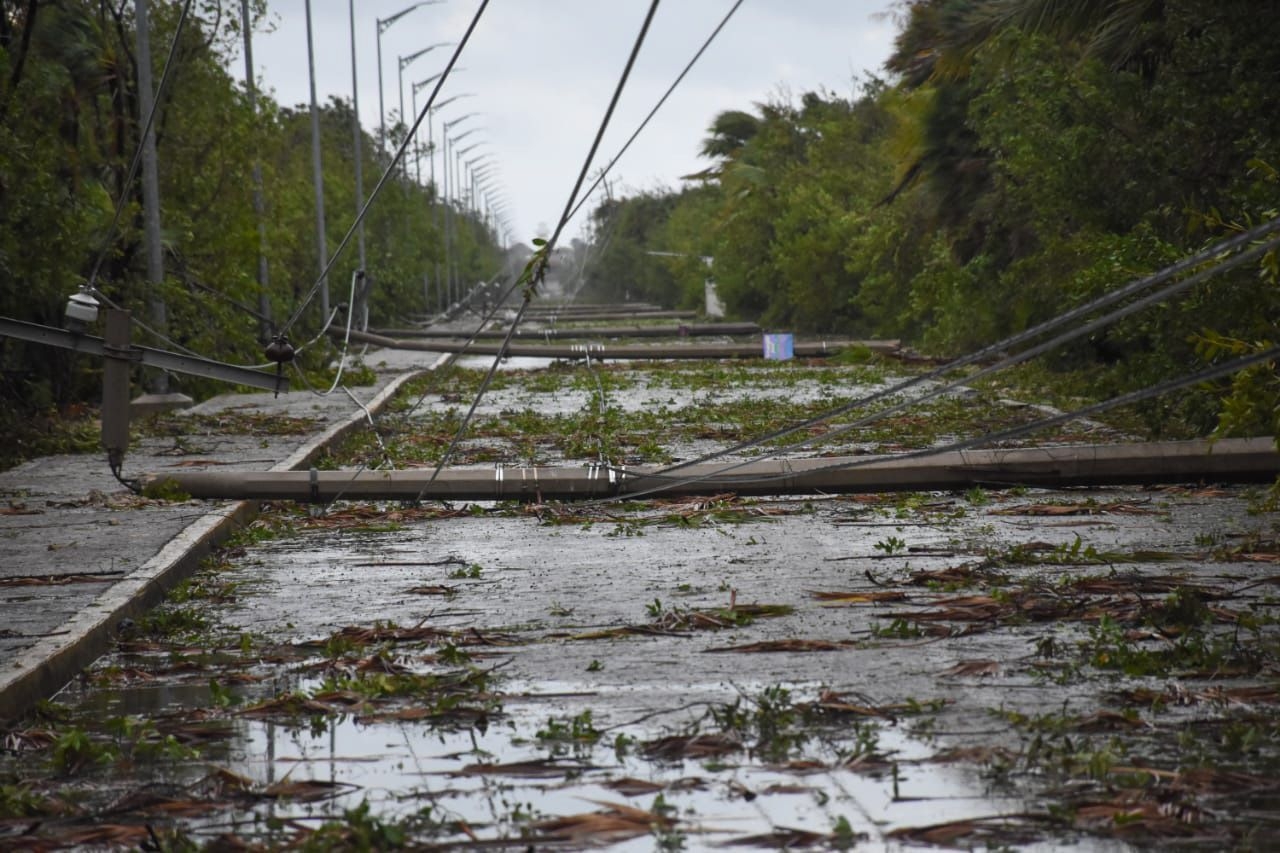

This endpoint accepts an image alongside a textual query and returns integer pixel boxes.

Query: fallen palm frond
[298,624,523,649]
[990,500,1156,516]
[571,602,794,640]
[887,814,1050,847]
[705,639,853,654]
[938,659,1001,678]
[531,799,674,843]
[928,745,1015,764]
[642,733,742,761]
[458,758,600,778]
[809,589,909,604]
[723,826,843,848]
[802,690,951,720]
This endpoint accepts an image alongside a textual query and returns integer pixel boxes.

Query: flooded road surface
[3,353,1278,849]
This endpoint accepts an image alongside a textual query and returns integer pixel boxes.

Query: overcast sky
[235,0,901,245]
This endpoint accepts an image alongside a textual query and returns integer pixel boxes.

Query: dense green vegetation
[583,0,1280,439]
[0,1,502,440]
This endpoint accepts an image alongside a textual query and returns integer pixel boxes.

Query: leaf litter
[4,358,1279,849]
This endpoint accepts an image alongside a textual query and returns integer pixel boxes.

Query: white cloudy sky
[235,0,901,244]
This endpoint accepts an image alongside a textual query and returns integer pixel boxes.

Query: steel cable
[602,343,1280,495]
[638,219,1280,480]
[415,0,663,500]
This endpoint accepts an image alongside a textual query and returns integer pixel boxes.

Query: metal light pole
[458,147,489,216]
[411,75,468,184]
[448,133,485,300]
[134,0,168,393]
[463,152,491,205]
[239,0,270,338]
[347,0,368,329]
[441,113,479,304]
[397,43,452,155]
[427,94,475,193]
[426,95,475,308]
[377,1,443,155]
[304,0,328,321]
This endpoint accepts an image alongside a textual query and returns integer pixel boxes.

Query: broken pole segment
[146,438,1280,502]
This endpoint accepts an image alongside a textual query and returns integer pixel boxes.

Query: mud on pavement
[2,355,1278,850]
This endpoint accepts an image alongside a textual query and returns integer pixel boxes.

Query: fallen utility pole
[373,322,762,340]
[334,328,898,360]
[145,437,1279,502]
[524,302,662,314]
[517,309,698,323]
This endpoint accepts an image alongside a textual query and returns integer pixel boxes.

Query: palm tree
[698,109,761,161]
[887,0,1166,87]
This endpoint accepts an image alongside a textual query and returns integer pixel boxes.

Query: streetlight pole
[304,0,328,322]
[458,147,489,216]
[239,0,270,338]
[441,113,479,304]
[448,134,485,301]
[347,0,367,329]
[427,95,475,309]
[427,94,475,194]
[398,43,452,156]
[411,76,468,185]
[377,2,443,155]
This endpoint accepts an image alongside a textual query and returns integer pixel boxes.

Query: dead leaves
[809,589,908,605]
[641,734,741,761]
[887,814,1048,847]
[938,659,1001,678]
[803,690,950,721]
[1114,683,1280,707]
[572,603,793,640]
[991,500,1156,516]
[301,624,521,648]
[458,757,599,778]
[531,799,673,844]
[705,639,853,654]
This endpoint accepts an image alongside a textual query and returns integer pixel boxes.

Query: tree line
[582,0,1279,439]
[0,0,503,426]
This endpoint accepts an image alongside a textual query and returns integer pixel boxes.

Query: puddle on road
[3,357,1278,849]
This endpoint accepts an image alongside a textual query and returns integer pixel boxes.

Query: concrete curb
[0,367,431,722]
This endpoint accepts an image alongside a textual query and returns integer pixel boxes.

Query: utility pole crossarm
[0,317,286,392]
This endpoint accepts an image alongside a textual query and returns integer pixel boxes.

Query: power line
[567,0,746,223]
[651,219,1280,479]
[590,227,1280,500]
[608,343,1280,495]
[418,0,664,495]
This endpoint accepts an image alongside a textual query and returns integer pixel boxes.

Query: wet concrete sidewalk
[0,347,441,721]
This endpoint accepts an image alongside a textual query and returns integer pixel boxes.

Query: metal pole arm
[0,316,286,392]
